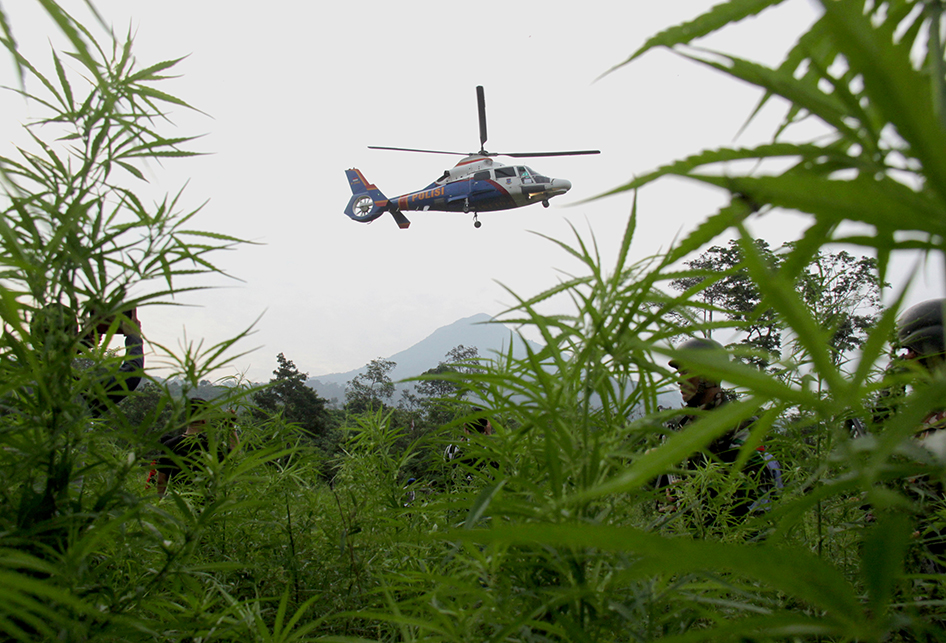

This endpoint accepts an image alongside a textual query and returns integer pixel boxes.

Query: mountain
[306,313,540,405]
[306,312,681,410]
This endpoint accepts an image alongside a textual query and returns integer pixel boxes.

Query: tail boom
[344,168,410,229]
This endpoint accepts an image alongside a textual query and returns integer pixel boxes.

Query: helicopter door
[470,170,493,200]
[494,166,516,189]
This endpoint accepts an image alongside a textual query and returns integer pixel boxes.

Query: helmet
[897,299,946,358]
[670,337,727,407]
[668,337,725,369]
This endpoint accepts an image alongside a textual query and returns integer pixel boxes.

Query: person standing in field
[444,409,497,480]
[155,397,238,496]
[885,299,946,574]
[659,337,782,527]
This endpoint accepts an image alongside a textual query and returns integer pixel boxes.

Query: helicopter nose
[551,178,572,193]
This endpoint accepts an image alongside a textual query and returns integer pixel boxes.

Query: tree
[671,240,885,368]
[413,363,459,400]
[444,344,481,372]
[415,344,481,398]
[345,358,396,414]
[408,345,482,424]
[670,239,781,363]
[792,247,888,363]
[253,353,329,439]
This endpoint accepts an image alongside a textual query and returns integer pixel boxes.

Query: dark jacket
[83,334,144,416]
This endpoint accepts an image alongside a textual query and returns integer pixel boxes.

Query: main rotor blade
[368,145,468,156]
[476,85,488,152]
[501,150,601,158]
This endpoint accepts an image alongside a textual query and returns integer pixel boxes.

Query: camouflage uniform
[660,389,783,523]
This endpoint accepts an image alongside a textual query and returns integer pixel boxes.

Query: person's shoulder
[160,432,183,447]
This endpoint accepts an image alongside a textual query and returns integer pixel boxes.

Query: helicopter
[344,86,599,229]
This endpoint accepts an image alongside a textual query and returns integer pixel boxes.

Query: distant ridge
[306,313,540,404]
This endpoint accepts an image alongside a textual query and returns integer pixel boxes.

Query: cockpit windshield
[518,166,550,183]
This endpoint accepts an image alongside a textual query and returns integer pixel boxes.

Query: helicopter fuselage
[391,155,572,214]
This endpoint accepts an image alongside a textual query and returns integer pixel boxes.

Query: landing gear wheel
[473,213,482,228]
[463,199,470,214]
[542,199,550,208]
[474,220,482,229]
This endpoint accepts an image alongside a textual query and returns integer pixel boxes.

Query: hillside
[305,312,681,409]
[306,313,540,405]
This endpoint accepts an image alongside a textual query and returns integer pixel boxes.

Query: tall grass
[368,1,946,640]
[3,0,945,641]
[0,3,293,640]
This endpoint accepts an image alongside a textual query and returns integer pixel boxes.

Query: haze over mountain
[304,312,682,409]
[306,313,541,405]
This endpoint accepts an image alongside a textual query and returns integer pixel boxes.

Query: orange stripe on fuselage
[352,168,378,191]
[396,186,446,210]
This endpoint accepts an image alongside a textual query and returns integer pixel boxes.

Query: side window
[473,170,491,181]
[495,167,516,178]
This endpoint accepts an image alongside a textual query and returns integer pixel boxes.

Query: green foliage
[671,238,783,361]
[0,4,291,640]
[338,1,946,640]
[403,344,482,429]
[109,380,175,431]
[4,0,946,641]
[414,345,480,401]
[253,353,332,442]
[345,358,396,414]
[671,239,887,368]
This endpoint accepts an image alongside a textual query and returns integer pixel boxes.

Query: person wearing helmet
[154,397,238,497]
[879,298,946,441]
[897,298,946,367]
[668,337,731,414]
[660,337,782,526]
[886,299,946,574]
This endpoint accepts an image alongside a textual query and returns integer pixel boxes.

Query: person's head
[669,337,726,407]
[897,298,946,370]
[185,397,210,433]
[466,408,494,436]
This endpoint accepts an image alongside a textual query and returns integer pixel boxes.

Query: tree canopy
[253,352,329,438]
[671,240,886,368]
[345,357,396,414]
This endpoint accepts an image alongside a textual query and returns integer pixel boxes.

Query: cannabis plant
[373,1,946,641]
[0,3,254,639]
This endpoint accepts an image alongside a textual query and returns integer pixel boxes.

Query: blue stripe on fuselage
[394,180,516,213]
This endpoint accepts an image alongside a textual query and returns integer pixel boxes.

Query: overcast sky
[4,1,943,383]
